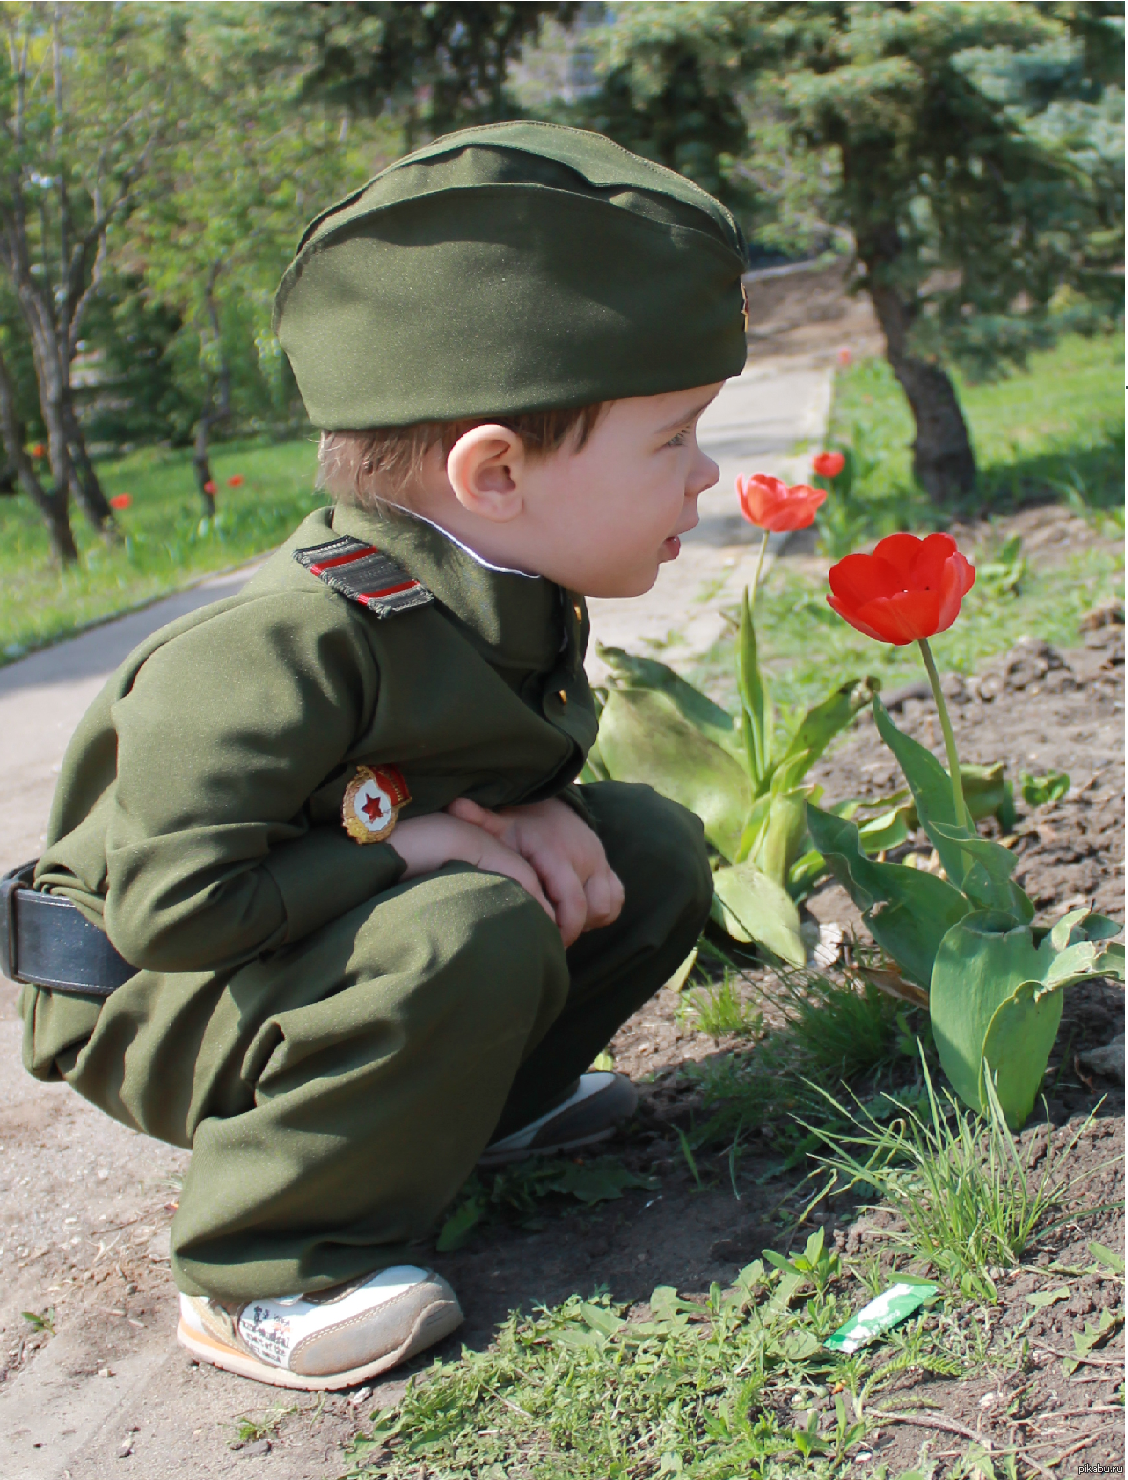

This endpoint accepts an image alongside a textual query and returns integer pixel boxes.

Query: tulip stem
[918,637,971,830]
[748,529,770,613]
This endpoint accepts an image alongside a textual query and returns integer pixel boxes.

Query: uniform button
[573,601,583,621]
[558,689,567,705]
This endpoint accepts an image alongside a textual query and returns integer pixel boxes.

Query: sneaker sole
[176,1293,463,1391]
[477,1124,617,1168]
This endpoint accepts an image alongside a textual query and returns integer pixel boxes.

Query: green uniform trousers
[23,782,710,1302]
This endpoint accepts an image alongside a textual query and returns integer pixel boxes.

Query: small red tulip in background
[837,347,852,368]
[828,531,975,646]
[29,442,45,459]
[204,479,217,495]
[736,473,827,533]
[812,450,846,480]
[109,493,132,510]
[227,474,244,488]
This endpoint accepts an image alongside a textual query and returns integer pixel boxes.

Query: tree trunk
[192,391,217,519]
[0,341,77,563]
[866,281,976,505]
[63,394,117,536]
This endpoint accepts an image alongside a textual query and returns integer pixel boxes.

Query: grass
[677,971,763,1041]
[0,435,320,660]
[803,1058,1113,1303]
[342,1249,960,1480]
[675,964,917,1169]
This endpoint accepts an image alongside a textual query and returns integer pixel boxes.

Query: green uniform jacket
[33,503,598,978]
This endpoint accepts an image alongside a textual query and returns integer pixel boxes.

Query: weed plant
[677,971,763,1041]
[678,966,914,1166]
[343,1230,1011,1480]
[802,1055,1115,1301]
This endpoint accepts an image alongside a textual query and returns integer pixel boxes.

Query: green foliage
[436,1156,657,1254]
[1020,769,1070,807]
[678,967,915,1162]
[0,438,319,659]
[677,972,762,1042]
[692,334,1125,721]
[784,976,904,1085]
[564,2,760,222]
[344,1258,866,1478]
[810,693,1125,1126]
[753,2,1124,377]
[274,2,574,145]
[805,1056,1108,1300]
[589,622,875,966]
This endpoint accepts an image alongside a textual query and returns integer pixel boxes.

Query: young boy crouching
[13,121,748,1389]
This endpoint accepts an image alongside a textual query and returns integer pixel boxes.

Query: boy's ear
[445,424,526,522]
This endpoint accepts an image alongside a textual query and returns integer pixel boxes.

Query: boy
[11,121,748,1389]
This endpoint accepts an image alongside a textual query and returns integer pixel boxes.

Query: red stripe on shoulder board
[308,545,380,576]
[359,580,419,601]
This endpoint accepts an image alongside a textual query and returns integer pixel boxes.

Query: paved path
[0,355,831,1480]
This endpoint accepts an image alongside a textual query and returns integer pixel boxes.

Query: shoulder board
[293,536,433,618]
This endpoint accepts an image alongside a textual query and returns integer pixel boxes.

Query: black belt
[0,861,136,996]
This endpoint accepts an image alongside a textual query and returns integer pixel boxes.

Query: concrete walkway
[0,355,831,1480]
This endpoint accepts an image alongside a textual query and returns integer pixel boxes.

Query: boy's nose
[687,448,719,498]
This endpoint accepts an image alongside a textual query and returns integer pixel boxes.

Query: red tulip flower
[204,479,217,496]
[812,450,846,479]
[837,347,852,368]
[29,442,46,459]
[827,532,975,646]
[736,473,827,533]
[109,493,132,510]
[828,532,977,827]
[227,474,244,488]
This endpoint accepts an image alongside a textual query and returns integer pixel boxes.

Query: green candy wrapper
[824,1281,939,1354]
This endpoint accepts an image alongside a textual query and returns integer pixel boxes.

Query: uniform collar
[330,502,563,672]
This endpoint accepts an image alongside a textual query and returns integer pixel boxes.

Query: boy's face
[430,383,724,598]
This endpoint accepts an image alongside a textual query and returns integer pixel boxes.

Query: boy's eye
[665,426,691,448]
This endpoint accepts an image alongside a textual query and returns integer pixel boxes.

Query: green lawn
[0,437,320,660]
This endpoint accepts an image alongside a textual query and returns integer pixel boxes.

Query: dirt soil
[1,558,1122,1479]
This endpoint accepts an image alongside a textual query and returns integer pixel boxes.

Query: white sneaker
[478,1071,639,1167]
[177,1265,462,1390]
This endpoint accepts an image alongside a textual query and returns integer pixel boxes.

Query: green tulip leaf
[710,861,806,966]
[597,688,751,862]
[1047,907,1124,950]
[1041,935,1125,995]
[857,807,911,855]
[923,820,1033,921]
[753,789,809,888]
[930,911,1045,1115]
[739,594,771,790]
[735,792,773,865]
[982,981,1065,1129]
[873,697,960,830]
[772,677,878,791]
[596,644,743,761]
[807,803,970,986]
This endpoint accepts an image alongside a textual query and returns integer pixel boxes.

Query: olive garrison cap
[273,120,748,429]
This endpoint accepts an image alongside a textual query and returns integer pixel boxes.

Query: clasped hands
[389,796,624,947]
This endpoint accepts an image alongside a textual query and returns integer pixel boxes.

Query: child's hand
[445,797,624,947]
[390,814,555,923]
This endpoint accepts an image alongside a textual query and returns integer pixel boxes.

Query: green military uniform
[21,505,711,1301]
[20,119,747,1307]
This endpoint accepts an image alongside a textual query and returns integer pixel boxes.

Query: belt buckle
[0,860,38,984]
